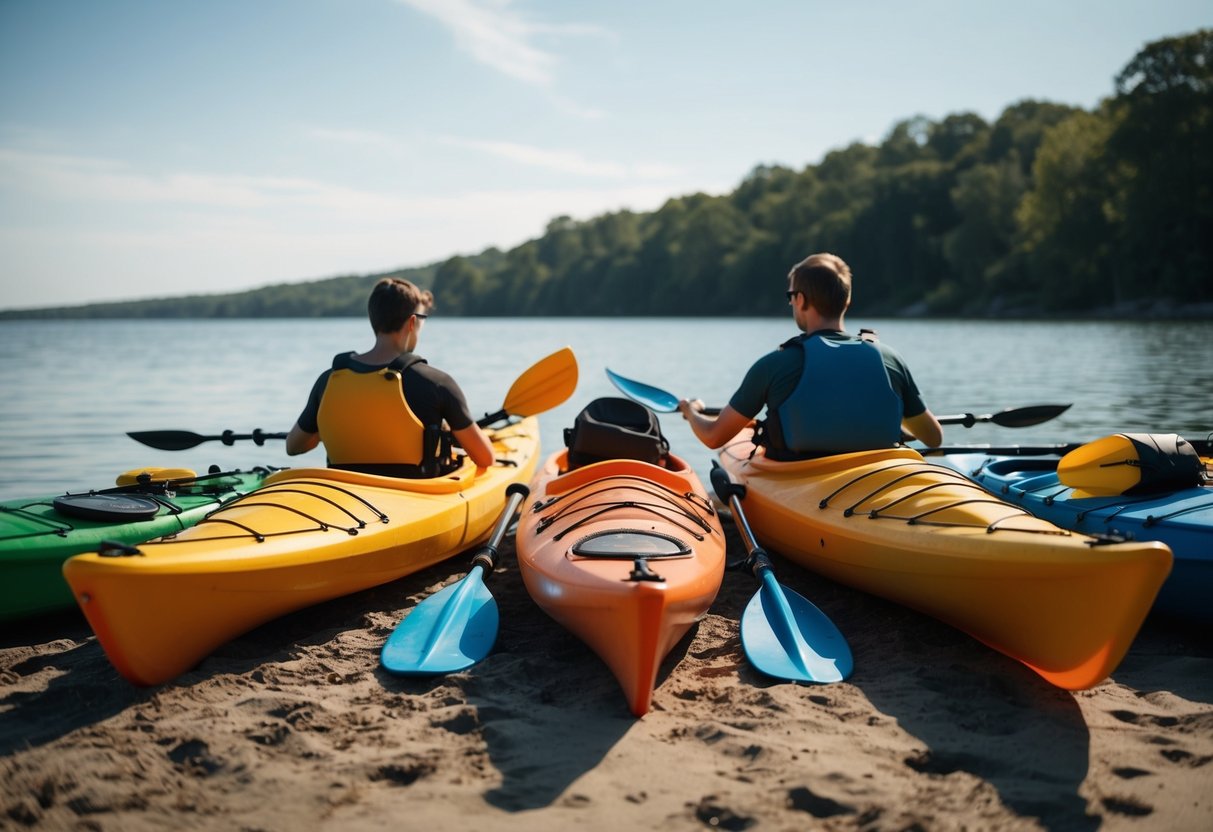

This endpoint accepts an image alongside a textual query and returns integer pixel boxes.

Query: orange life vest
[317,353,454,476]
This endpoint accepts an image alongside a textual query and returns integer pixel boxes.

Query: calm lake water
[1,317,1211,500]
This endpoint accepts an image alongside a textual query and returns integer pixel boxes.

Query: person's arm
[452,423,495,469]
[677,400,753,449]
[285,422,320,456]
[902,409,943,448]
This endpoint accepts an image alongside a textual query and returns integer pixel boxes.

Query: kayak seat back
[564,397,669,469]
[546,452,697,498]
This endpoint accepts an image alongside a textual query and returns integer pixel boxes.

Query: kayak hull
[718,434,1172,690]
[517,451,726,716]
[931,450,1212,622]
[63,418,539,685]
[1,468,273,622]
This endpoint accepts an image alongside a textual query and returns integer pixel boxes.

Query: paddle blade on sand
[741,570,853,683]
[381,565,499,675]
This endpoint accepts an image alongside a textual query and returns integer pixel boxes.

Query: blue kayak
[928,438,1211,622]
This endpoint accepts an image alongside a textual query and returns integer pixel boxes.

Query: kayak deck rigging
[146,479,394,544]
[968,458,1213,528]
[819,458,1072,535]
[0,468,275,545]
[0,504,75,541]
[531,474,716,541]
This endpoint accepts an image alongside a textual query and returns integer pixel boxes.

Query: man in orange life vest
[678,252,943,455]
[285,278,495,476]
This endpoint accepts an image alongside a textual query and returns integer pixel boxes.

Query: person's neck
[801,310,845,333]
[356,331,411,364]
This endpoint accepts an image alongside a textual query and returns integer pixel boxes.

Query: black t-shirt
[295,352,476,434]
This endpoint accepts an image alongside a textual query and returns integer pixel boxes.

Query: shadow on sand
[0,557,473,756]
[456,570,699,812]
[772,558,1098,831]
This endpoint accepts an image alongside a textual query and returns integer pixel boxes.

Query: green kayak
[1,465,276,622]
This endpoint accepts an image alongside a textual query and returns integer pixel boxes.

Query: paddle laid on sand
[380,482,530,675]
[606,368,1070,429]
[709,464,852,684]
[128,346,579,451]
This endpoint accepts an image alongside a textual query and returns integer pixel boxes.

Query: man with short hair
[678,252,943,455]
[286,277,495,475]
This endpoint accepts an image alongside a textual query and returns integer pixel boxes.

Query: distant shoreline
[4,304,1213,322]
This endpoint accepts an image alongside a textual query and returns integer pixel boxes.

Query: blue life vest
[772,333,903,456]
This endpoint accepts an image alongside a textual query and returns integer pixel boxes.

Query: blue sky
[1,0,1208,310]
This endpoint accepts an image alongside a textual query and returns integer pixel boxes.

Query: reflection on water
[1,317,1210,499]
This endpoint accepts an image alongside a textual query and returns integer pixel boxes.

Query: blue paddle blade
[381,564,499,675]
[741,569,853,683]
[604,368,680,412]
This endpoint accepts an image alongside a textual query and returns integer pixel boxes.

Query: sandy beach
[2,518,1211,831]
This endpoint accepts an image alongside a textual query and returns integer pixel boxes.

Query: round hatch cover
[570,529,691,559]
[53,494,161,522]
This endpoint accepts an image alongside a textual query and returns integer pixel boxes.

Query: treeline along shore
[4,31,1210,322]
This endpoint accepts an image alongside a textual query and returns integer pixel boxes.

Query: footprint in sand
[166,738,226,776]
[368,758,436,786]
[1159,748,1213,767]
[694,797,756,831]
[786,785,855,819]
[1109,709,1179,728]
[1101,795,1153,817]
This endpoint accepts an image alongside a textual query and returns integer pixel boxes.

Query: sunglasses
[785,290,801,301]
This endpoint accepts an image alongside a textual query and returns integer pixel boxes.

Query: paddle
[605,367,717,414]
[936,403,1071,429]
[923,438,1213,457]
[708,464,852,684]
[923,443,1087,456]
[128,346,579,451]
[380,482,530,675]
[126,428,287,452]
[605,368,1069,429]
[476,346,578,427]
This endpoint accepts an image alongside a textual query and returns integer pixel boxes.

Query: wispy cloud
[394,0,607,87]
[0,145,699,307]
[303,127,409,154]
[445,137,682,180]
[0,147,403,212]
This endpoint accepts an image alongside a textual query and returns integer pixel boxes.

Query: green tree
[1108,29,1213,302]
[1016,108,1123,309]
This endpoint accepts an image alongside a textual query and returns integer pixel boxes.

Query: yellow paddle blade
[501,346,578,417]
[116,467,198,486]
[1058,434,1142,497]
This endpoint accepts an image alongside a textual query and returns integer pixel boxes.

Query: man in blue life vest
[285,277,495,476]
[678,252,943,456]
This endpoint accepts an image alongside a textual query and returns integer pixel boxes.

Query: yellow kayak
[718,431,1173,689]
[65,417,539,686]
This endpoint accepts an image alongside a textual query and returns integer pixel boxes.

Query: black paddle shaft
[470,483,530,575]
[709,464,774,577]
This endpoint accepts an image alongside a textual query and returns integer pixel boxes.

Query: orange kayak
[516,450,726,716]
[719,431,1172,689]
